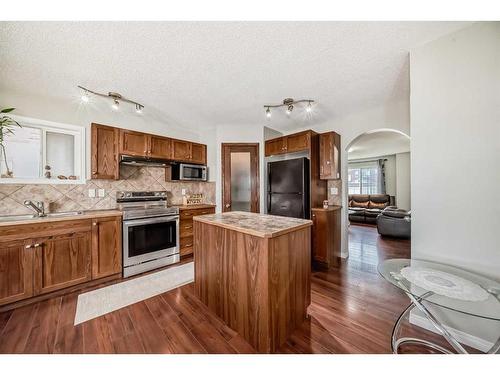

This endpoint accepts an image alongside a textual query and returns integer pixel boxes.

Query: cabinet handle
[185,243,193,247]
[326,160,331,165]
[33,243,41,248]
[184,225,193,229]
[25,244,32,249]
[93,222,97,226]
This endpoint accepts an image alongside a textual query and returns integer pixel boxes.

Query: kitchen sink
[0,211,84,222]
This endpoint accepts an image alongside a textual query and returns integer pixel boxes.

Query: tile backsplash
[0,165,215,215]
[327,179,343,206]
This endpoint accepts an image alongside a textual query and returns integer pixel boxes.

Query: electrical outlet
[181,189,186,196]
[98,189,105,198]
[330,187,338,195]
[88,189,96,198]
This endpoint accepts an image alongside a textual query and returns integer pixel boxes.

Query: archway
[341,128,411,259]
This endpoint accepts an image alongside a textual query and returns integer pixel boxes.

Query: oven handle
[124,216,179,227]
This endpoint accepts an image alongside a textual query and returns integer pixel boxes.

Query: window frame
[0,115,86,185]
[348,164,380,195]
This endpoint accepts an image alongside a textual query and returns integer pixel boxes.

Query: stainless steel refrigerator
[267,157,310,219]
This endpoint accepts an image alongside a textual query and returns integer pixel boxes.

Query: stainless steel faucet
[23,200,46,217]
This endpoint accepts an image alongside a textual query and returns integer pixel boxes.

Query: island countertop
[193,211,312,238]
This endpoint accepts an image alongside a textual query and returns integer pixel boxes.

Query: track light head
[136,104,143,114]
[286,104,294,115]
[266,107,271,118]
[81,92,89,103]
[306,101,312,113]
[111,99,120,111]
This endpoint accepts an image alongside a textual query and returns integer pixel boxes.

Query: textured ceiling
[0,22,469,132]
[348,131,410,160]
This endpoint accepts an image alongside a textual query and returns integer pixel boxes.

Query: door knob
[225,203,231,208]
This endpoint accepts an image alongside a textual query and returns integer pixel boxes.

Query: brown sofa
[348,194,393,224]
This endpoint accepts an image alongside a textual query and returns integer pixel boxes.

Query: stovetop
[116,191,179,220]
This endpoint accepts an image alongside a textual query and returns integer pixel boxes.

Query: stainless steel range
[117,191,180,278]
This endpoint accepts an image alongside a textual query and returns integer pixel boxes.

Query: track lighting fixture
[263,98,315,118]
[78,85,144,114]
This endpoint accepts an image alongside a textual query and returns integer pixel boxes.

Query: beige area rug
[74,262,194,325]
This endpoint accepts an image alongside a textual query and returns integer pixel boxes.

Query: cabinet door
[0,240,33,306]
[265,137,286,156]
[92,217,122,279]
[190,143,206,164]
[312,212,328,263]
[171,139,192,162]
[286,131,311,153]
[34,231,92,295]
[149,135,172,159]
[91,124,119,180]
[319,132,341,180]
[120,130,149,157]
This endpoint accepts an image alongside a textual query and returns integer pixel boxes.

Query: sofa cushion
[365,208,382,217]
[382,210,408,219]
[369,194,390,204]
[351,200,369,208]
[369,201,386,209]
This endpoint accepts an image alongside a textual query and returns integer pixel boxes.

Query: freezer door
[268,158,307,194]
[268,193,306,219]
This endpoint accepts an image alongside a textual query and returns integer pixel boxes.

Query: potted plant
[0,108,21,178]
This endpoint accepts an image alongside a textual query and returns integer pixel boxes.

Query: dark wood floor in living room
[0,225,422,354]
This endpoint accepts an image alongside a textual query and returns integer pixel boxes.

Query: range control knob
[161,192,166,196]
[125,192,132,198]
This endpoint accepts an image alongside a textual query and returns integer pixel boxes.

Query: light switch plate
[181,189,186,196]
[88,189,96,198]
[330,187,338,195]
[98,189,105,198]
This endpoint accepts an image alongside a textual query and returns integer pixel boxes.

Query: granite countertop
[311,205,342,212]
[193,211,312,238]
[0,209,122,227]
[175,204,216,210]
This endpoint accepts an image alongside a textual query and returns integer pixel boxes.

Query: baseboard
[409,312,493,353]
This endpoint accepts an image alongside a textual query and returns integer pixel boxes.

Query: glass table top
[378,259,500,321]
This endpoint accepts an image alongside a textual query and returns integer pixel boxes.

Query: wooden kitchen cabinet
[286,131,311,153]
[171,139,192,162]
[91,216,122,279]
[120,129,149,157]
[265,137,286,156]
[149,135,172,159]
[190,143,207,165]
[319,131,341,180]
[91,123,119,180]
[33,231,92,295]
[311,207,341,269]
[179,206,215,257]
[0,240,34,306]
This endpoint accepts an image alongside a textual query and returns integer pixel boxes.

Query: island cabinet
[311,206,341,269]
[193,212,312,353]
[0,213,122,310]
[178,205,216,257]
[319,131,341,180]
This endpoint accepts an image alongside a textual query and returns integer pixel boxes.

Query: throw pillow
[351,200,369,208]
[369,201,387,209]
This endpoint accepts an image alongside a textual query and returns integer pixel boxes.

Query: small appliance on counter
[116,191,180,277]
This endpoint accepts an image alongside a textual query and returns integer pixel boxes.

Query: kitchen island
[193,211,312,353]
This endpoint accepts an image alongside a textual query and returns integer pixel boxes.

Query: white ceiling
[0,22,469,133]
[348,131,410,160]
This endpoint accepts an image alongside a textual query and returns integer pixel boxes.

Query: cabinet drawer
[180,221,194,238]
[180,207,215,219]
[180,236,194,257]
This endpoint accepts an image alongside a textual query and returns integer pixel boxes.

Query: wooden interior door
[222,143,260,213]
[0,240,33,306]
[34,231,92,295]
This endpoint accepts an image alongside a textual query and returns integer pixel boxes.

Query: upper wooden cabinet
[171,139,192,162]
[91,124,119,180]
[120,129,149,157]
[149,135,172,159]
[190,143,207,165]
[264,130,313,156]
[91,216,122,279]
[319,131,341,180]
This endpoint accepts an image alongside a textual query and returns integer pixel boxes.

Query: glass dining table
[378,258,500,354]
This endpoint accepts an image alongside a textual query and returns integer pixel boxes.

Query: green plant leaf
[0,108,15,113]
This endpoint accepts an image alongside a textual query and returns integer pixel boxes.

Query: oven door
[123,215,179,267]
[180,164,207,181]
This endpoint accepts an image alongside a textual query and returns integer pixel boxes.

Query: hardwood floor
[0,224,435,354]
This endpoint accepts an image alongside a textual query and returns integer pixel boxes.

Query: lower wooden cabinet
[311,207,341,268]
[33,231,92,295]
[91,216,122,279]
[0,215,122,308]
[179,206,215,257]
[0,240,34,306]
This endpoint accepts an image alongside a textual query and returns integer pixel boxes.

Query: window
[0,115,85,184]
[348,163,379,194]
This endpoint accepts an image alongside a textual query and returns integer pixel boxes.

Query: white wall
[410,22,500,281]
[395,152,411,210]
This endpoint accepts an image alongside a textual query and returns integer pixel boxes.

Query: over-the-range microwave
[169,163,208,181]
